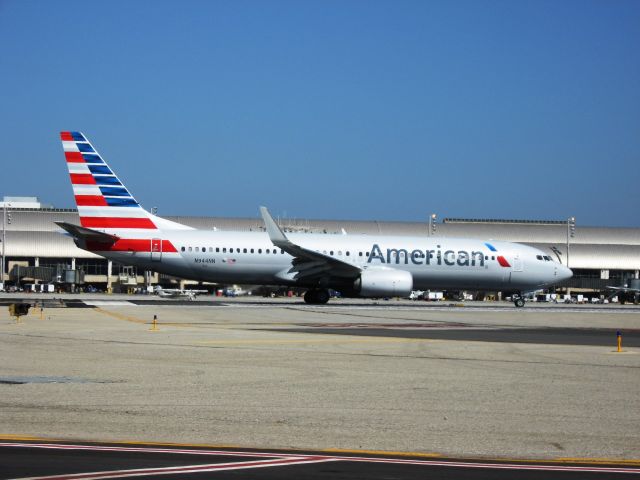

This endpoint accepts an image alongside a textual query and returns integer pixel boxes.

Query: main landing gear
[304,289,330,305]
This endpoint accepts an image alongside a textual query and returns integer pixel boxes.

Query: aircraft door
[512,254,523,272]
[151,238,162,262]
[506,254,524,284]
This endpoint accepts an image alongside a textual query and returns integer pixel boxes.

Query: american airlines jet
[56,132,572,307]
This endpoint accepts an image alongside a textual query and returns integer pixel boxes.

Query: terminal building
[1,197,639,295]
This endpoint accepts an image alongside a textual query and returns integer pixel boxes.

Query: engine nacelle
[354,267,413,298]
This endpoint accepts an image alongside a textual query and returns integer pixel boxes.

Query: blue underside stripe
[81,153,103,164]
[105,197,138,207]
[88,165,112,175]
[93,176,122,186]
[99,186,129,197]
[76,143,95,153]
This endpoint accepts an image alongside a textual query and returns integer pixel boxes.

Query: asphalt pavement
[2,441,639,480]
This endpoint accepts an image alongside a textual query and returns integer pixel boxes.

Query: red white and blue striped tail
[61,131,190,231]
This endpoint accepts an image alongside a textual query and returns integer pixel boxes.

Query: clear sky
[1,0,639,226]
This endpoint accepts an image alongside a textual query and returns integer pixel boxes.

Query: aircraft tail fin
[60,132,192,231]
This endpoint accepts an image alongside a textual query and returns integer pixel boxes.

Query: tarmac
[0,295,638,462]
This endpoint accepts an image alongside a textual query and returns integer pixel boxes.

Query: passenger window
[251,248,254,253]
[209,247,213,252]
[216,247,220,253]
[223,248,227,253]
[195,247,199,252]
[485,256,488,260]
[181,247,185,252]
[281,249,284,254]
[492,256,495,260]
[188,247,192,252]
[346,251,350,256]
[358,252,362,257]
[266,249,270,254]
[273,250,277,254]
[258,249,262,254]
[202,247,205,252]
[330,251,334,256]
[243,248,247,253]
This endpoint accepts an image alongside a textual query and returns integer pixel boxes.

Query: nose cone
[558,265,573,282]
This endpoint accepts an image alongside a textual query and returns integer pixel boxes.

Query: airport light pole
[1,203,10,290]
[566,216,576,268]
[428,213,437,237]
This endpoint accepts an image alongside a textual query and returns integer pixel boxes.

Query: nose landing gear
[513,294,526,308]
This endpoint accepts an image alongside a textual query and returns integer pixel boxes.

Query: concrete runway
[0,296,639,469]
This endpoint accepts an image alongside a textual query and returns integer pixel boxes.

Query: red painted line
[80,217,157,229]
[497,255,511,267]
[339,455,640,474]
[0,442,296,458]
[70,174,96,185]
[75,195,108,207]
[85,239,178,253]
[12,457,335,480]
[65,152,85,163]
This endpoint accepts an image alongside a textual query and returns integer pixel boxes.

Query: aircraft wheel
[303,290,314,304]
[303,289,330,304]
[315,289,330,304]
[514,297,525,308]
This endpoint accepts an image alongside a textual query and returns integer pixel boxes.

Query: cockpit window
[536,255,543,260]
[543,256,552,261]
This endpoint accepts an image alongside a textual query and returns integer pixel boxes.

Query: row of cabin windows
[177,247,503,263]
[178,246,374,257]
[181,246,285,254]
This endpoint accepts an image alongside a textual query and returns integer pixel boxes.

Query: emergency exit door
[151,238,162,262]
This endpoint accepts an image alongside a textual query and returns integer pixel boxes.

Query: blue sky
[1,0,639,226]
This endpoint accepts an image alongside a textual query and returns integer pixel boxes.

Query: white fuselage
[95,229,571,293]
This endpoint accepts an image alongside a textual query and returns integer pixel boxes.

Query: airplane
[605,278,640,304]
[55,132,573,307]
[154,286,208,301]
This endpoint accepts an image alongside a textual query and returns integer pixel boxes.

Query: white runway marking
[14,457,335,479]
[3,442,639,478]
[83,301,136,306]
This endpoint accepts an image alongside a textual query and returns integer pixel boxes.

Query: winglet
[259,206,289,246]
[259,206,362,278]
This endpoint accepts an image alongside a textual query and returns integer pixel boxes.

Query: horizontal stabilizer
[55,222,120,244]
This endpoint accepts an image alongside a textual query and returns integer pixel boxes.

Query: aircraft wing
[260,206,361,281]
[55,222,120,244]
[606,286,640,293]
[157,288,181,294]
[157,288,208,295]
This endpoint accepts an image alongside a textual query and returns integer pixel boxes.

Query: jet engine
[353,267,413,297]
